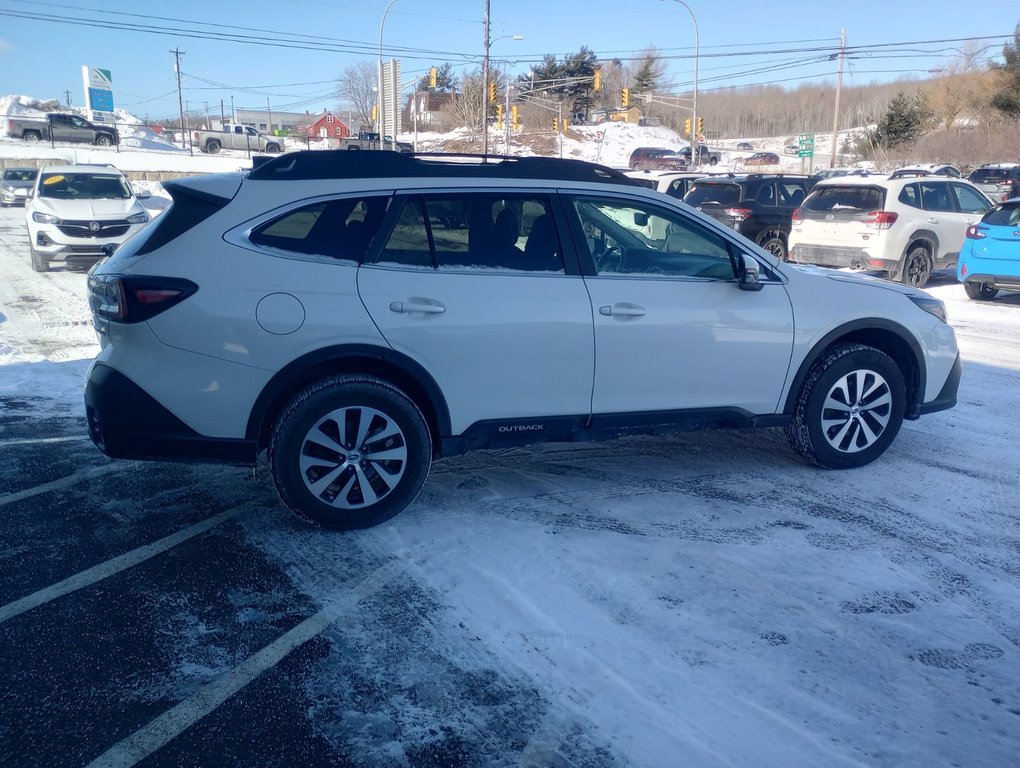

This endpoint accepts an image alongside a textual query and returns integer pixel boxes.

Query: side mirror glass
[738,253,764,292]
[633,212,649,227]
[136,189,151,199]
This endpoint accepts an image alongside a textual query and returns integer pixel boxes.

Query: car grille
[67,245,109,255]
[56,219,131,239]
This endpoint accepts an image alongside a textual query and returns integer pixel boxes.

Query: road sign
[798,132,815,147]
[798,149,814,158]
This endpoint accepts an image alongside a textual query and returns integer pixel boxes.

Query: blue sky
[0,0,1015,121]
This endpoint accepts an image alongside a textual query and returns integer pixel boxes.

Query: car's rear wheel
[963,281,998,301]
[900,244,932,287]
[784,343,906,469]
[23,131,41,142]
[266,143,281,154]
[268,375,432,530]
[758,233,786,260]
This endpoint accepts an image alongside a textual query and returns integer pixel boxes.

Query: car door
[564,192,795,417]
[946,183,994,262]
[49,114,72,141]
[357,190,595,436]
[919,180,964,260]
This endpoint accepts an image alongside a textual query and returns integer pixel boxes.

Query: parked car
[888,164,963,180]
[788,175,993,287]
[338,134,413,153]
[677,145,720,166]
[25,164,151,272]
[736,142,754,151]
[623,170,717,201]
[784,143,799,155]
[742,152,781,167]
[967,163,1020,203]
[628,147,686,171]
[957,198,1020,300]
[682,173,816,259]
[84,150,959,530]
[1,167,38,207]
[191,124,282,154]
[6,113,119,146]
[812,167,872,180]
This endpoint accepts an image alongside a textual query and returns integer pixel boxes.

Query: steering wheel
[597,243,624,272]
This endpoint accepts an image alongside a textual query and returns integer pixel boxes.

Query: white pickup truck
[190,124,282,154]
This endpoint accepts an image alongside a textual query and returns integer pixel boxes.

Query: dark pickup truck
[6,113,120,146]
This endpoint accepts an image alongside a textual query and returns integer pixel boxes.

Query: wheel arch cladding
[247,345,451,455]
[784,320,924,417]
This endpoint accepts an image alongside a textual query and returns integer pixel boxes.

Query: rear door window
[919,182,955,212]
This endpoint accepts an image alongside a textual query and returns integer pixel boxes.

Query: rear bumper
[961,273,1020,291]
[788,244,896,271]
[85,363,257,464]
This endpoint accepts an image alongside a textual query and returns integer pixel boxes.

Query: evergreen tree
[873,91,933,149]
[632,52,662,94]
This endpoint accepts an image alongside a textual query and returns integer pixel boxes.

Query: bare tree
[338,61,378,132]
[447,69,483,135]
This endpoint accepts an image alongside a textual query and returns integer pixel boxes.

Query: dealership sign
[81,66,115,122]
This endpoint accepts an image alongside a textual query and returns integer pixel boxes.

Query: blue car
[958,198,1020,300]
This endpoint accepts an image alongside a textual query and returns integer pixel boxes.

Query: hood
[35,197,142,219]
[788,262,930,299]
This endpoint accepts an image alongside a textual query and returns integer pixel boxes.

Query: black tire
[758,233,786,260]
[266,143,281,154]
[23,131,41,142]
[268,374,432,530]
[899,244,932,287]
[206,140,221,154]
[783,343,906,470]
[95,134,113,146]
[709,156,719,166]
[963,281,998,301]
[29,244,49,272]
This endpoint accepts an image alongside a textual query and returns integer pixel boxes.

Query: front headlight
[2,184,14,192]
[32,211,60,224]
[908,295,948,323]
[126,211,150,224]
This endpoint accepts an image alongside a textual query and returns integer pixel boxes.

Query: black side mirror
[737,253,763,292]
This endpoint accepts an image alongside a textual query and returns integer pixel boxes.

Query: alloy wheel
[820,369,893,453]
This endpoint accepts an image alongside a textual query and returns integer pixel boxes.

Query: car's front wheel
[784,343,906,469]
[268,375,432,530]
[963,281,998,301]
[29,244,49,272]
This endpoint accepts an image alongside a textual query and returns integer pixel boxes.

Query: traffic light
[496,104,504,124]
[620,87,630,107]
[488,80,496,103]
[697,116,704,134]
[593,68,602,92]
[563,116,570,131]
[371,104,378,121]
[684,118,692,136]
[511,105,519,127]
[552,117,559,131]
[429,67,437,88]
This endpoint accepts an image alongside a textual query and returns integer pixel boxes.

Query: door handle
[599,304,646,318]
[390,300,445,314]
[926,218,939,224]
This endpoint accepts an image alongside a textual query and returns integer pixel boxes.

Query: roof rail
[247,149,635,185]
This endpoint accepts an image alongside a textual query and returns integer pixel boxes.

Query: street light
[481,0,522,156]
[664,0,699,164]
[378,0,398,148]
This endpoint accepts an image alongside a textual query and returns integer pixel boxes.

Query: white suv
[788,174,993,287]
[85,151,961,530]
[26,164,151,272]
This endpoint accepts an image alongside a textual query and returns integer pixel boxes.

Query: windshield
[38,172,132,200]
[803,185,884,212]
[683,183,740,207]
[4,169,38,182]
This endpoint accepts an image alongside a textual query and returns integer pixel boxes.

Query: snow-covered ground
[1,99,1019,767]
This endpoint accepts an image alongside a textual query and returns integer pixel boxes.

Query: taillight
[88,274,198,323]
[724,207,753,221]
[863,211,899,229]
[966,225,987,239]
[792,208,803,222]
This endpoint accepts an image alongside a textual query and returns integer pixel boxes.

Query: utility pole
[504,79,511,153]
[557,102,563,159]
[481,0,490,157]
[170,47,192,156]
[220,99,225,125]
[230,95,235,123]
[829,29,846,168]
[267,97,273,136]
[64,90,72,107]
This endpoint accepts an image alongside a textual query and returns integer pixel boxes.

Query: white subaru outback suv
[85,151,960,530]
[787,173,993,287]
[26,164,151,272]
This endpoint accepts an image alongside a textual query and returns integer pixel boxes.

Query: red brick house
[296,111,351,139]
